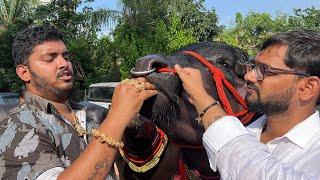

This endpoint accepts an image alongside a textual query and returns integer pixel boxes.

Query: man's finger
[181,67,197,74]
[144,82,157,90]
[140,90,158,100]
[174,64,188,81]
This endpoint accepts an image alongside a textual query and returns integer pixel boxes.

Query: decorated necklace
[67,103,87,136]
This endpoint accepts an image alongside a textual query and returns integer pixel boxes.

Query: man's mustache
[56,69,73,78]
[247,83,259,92]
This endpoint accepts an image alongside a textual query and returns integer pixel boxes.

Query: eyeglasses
[245,63,311,81]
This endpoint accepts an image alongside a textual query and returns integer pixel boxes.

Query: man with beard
[0,25,157,179]
[174,29,320,179]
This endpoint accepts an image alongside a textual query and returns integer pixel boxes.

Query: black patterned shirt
[0,92,100,179]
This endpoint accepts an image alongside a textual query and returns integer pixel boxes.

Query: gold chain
[66,102,87,137]
[67,103,124,148]
[70,111,87,137]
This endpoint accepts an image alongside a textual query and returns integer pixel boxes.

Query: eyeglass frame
[245,62,311,81]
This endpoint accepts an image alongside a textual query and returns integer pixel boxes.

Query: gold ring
[120,79,146,92]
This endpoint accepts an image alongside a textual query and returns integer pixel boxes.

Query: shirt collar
[285,111,320,148]
[247,111,320,149]
[24,91,85,114]
[247,114,267,139]
[24,92,52,113]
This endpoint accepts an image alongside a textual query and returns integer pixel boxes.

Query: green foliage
[93,36,121,83]
[0,20,31,92]
[217,7,320,57]
[288,7,320,30]
[114,0,221,79]
[217,12,288,56]
[171,0,222,41]
[166,14,196,51]
[0,0,41,91]
[0,0,40,27]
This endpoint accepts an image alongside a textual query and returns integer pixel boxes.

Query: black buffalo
[120,42,254,180]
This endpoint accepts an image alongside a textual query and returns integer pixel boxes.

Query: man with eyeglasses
[174,29,320,179]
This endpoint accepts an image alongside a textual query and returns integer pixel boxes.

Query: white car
[0,92,20,121]
[85,82,119,109]
[0,92,20,105]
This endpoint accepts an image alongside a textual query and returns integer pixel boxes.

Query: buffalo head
[133,42,249,146]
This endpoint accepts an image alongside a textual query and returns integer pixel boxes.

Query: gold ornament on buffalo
[120,79,146,92]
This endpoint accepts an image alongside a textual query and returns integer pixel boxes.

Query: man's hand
[174,64,227,130]
[107,77,158,128]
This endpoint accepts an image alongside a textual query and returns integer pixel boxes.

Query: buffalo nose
[132,54,168,77]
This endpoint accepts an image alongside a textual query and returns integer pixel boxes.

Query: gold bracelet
[91,129,124,148]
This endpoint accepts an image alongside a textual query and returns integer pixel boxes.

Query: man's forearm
[58,114,127,180]
[201,105,227,130]
[191,94,227,130]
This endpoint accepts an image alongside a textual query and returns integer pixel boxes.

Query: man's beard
[245,84,296,115]
[30,69,74,102]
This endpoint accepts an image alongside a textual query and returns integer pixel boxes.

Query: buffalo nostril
[150,61,167,69]
[132,55,168,77]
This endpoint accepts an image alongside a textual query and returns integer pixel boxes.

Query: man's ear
[16,65,31,82]
[299,76,320,103]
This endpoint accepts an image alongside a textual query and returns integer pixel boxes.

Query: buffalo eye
[216,58,232,69]
[222,63,229,67]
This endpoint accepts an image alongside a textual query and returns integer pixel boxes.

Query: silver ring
[130,68,156,76]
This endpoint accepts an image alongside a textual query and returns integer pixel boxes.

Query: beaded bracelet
[92,129,124,148]
[195,101,220,124]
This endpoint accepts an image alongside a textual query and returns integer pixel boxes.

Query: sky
[206,0,320,27]
[84,0,320,34]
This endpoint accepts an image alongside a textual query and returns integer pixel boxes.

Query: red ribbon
[156,50,255,124]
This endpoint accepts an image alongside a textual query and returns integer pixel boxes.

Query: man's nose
[57,55,71,69]
[244,69,258,83]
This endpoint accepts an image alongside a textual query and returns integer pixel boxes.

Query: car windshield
[88,87,114,102]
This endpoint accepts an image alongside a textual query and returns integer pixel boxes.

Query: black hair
[261,29,320,77]
[12,24,64,66]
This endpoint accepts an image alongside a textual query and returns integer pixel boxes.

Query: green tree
[93,36,121,83]
[0,0,40,31]
[114,0,222,78]
[287,7,320,30]
[216,12,291,56]
[217,7,320,57]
